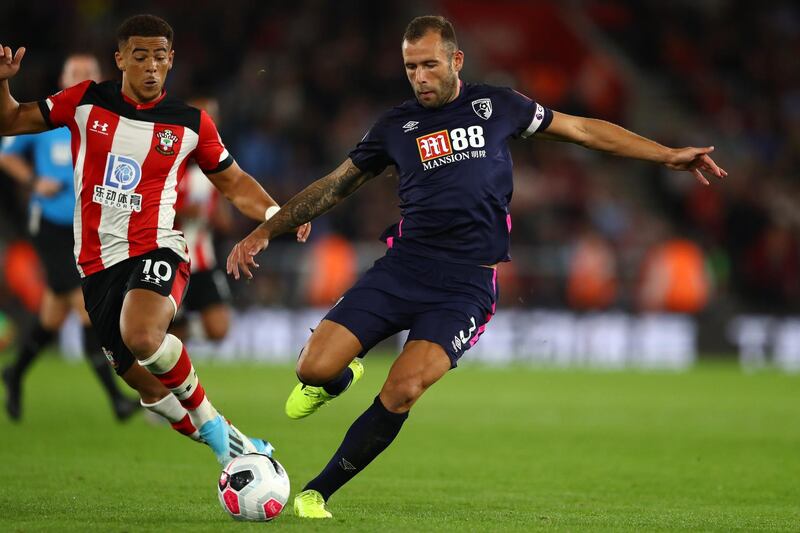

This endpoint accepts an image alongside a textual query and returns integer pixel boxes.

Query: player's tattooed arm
[227,158,376,280]
[261,158,375,239]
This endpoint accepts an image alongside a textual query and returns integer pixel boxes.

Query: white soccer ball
[217,453,290,521]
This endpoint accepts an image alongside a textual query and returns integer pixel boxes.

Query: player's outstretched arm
[536,111,727,185]
[226,158,375,280]
[206,160,311,242]
[0,44,48,136]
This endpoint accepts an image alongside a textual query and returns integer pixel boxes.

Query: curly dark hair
[116,14,174,49]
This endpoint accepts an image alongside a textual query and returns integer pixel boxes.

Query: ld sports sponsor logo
[415,126,487,170]
[93,153,144,212]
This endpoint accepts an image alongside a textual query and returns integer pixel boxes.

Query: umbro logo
[339,458,357,471]
[91,120,109,135]
[402,121,419,133]
[451,316,477,353]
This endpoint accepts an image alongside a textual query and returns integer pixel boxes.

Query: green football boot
[285,359,364,420]
[293,489,332,518]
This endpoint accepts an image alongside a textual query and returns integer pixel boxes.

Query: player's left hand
[665,146,727,185]
[296,222,311,243]
[226,226,269,280]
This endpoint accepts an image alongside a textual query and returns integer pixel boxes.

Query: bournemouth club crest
[471,98,492,120]
[155,129,179,155]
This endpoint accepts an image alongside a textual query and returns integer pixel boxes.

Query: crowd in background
[587,0,800,314]
[0,0,798,332]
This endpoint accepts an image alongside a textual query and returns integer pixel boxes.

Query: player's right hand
[0,45,25,81]
[226,226,270,281]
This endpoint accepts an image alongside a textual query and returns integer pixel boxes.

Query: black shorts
[325,250,498,368]
[81,248,190,376]
[183,268,231,311]
[31,217,80,295]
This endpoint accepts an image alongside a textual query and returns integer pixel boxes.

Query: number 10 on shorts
[141,258,173,287]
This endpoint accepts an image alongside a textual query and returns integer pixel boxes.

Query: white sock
[141,394,202,442]
[139,334,218,428]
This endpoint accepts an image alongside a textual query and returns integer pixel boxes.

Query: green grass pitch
[0,354,797,532]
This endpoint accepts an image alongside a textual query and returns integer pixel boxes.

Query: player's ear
[114,50,125,72]
[167,49,175,71]
[453,49,464,73]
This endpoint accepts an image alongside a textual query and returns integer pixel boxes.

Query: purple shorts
[324,250,498,367]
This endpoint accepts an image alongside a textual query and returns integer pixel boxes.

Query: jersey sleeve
[1,134,34,155]
[348,120,392,175]
[193,110,234,174]
[501,87,553,139]
[37,80,93,129]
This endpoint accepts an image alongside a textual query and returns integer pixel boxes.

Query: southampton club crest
[101,347,118,368]
[155,129,180,155]
[471,98,492,120]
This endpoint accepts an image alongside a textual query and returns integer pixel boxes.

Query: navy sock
[321,366,354,396]
[10,320,56,377]
[305,396,408,500]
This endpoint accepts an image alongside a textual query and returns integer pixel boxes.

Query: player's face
[115,36,174,103]
[60,55,101,89]
[403,31,463,109]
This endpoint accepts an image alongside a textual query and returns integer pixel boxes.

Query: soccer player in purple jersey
[227,15,726,518]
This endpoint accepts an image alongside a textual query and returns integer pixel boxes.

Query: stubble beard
[419,68,458,109]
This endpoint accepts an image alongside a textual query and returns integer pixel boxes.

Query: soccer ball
[217,453,290,521]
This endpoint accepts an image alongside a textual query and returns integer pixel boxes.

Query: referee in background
[0,53,138,422]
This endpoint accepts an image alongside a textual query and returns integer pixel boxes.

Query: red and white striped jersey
[175,164,218,273]
[38,80,233,277]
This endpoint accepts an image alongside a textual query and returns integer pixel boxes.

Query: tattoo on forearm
[264,159,373,237]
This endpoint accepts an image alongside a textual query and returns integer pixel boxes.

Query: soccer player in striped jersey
[227,16,726,518]
[0,14,310,466]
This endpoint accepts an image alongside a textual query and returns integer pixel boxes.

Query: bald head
[60,54,102,89]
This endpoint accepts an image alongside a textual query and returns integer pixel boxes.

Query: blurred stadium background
[2,3,799,531]
[1,0,799,371]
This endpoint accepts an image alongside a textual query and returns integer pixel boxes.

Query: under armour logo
[92,120,109,134]
[141,274,163,286]
[339,458,356,471]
